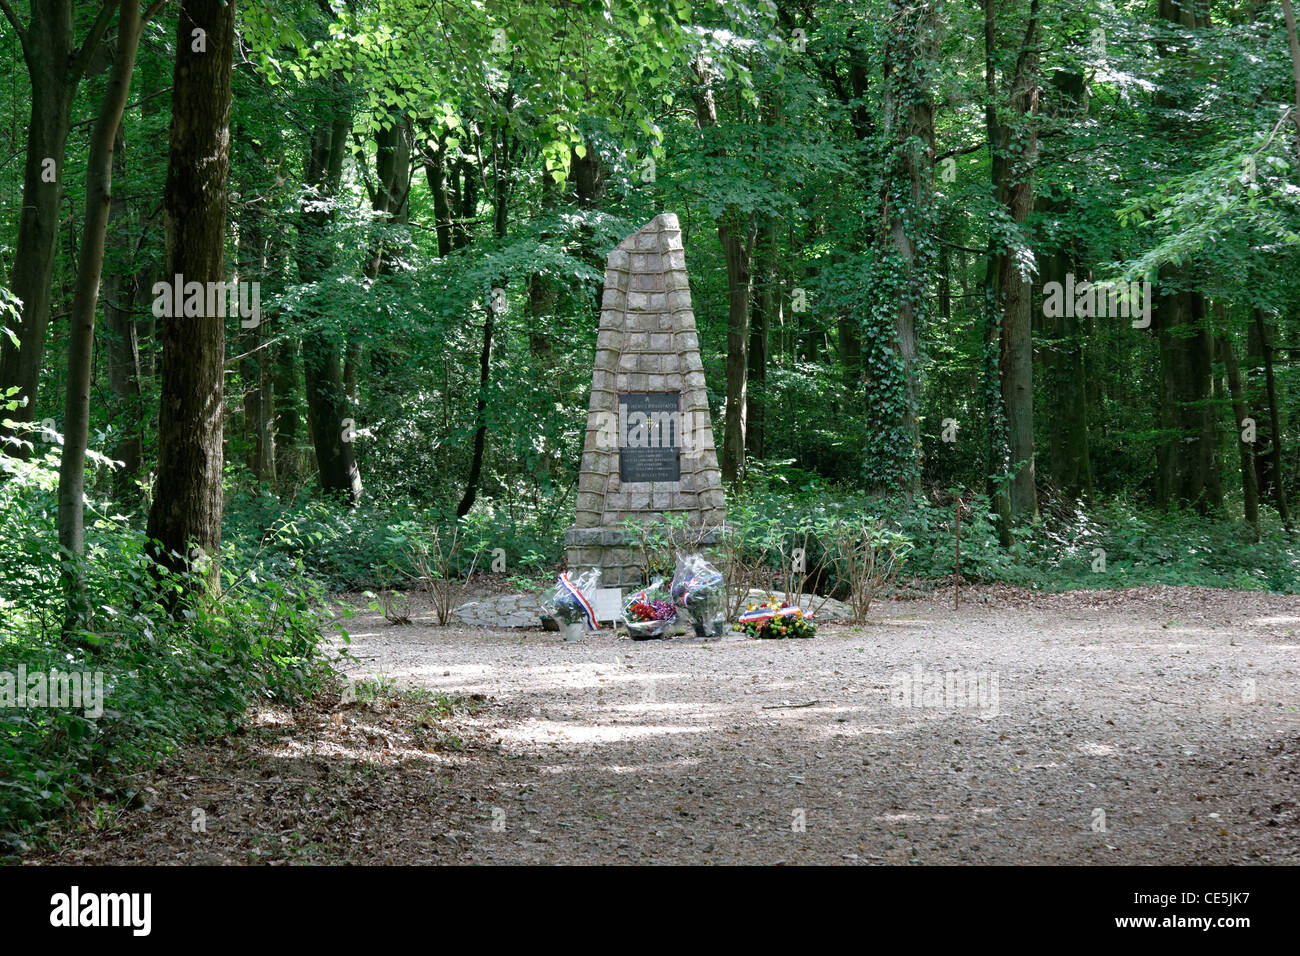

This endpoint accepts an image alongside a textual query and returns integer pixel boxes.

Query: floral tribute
[623,580,678,640]
[735,597,816,639]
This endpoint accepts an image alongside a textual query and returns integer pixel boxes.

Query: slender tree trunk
[237,216,273,482]
[57,0,142,627]
[1038,68,1091,498]
[1282,0,1300,165]
[691,54,756,481]
[453,146,477,250]
[456,294,494,518]
[272,340,299,484]
[103,122,144,500]
[747,217,777,460]
[455,113,510,518]
[145,0,236,592]
[1216,327,1260,539]
[1253,309,1291,526]
[527,164,558,362]
[297,106,362,501]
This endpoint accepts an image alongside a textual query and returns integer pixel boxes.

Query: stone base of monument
[563,525,723,589]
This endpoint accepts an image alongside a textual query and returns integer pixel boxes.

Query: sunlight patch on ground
[533,757,703,775]
[875,808,998,822]
[1077,741,1118,756]
[500,720,707,745]
[816,723,897,737]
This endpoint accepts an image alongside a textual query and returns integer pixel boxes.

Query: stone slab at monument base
[565,525,724,590]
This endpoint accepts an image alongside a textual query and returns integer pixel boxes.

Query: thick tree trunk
[420,126,454,257]
[985,0,1040,521]
[876,0,939,496]
[0,1,85,453]
[1149,2,1220,515]
[58,0,142,627]
[145,0,235,591]
[1153,284,1221,513]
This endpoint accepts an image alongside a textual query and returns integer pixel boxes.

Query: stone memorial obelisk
[564,213,726,587]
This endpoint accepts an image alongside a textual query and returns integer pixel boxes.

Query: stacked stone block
[565,213,726,588]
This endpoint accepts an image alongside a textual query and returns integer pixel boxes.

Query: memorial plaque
[619,391,680,483]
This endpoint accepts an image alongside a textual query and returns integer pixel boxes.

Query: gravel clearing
[342,585,1300,865]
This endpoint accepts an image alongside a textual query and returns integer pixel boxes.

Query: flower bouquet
[735,596,816,639]
[622,578,678,640]
[670,553,728,637]
[550,568,601,642]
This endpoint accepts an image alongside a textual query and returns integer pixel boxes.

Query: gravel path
[342,586,1300,864]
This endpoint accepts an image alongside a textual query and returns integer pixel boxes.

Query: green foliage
[223,489,559,590]
[0,454,342,854]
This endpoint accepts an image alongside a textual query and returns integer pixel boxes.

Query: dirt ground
[33,584,1300,865]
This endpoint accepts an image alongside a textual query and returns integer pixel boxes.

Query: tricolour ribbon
[738,605,803,626]
[560,572,600,630]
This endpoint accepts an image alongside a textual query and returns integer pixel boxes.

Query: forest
[1,0,1298,860]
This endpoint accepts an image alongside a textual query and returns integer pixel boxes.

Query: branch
[142,0,169,25]
[935,141,987,162]
[0,0,25,50]
[71,0,119,82]
[69,85,172,130]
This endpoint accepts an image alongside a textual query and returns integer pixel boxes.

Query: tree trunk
[145,0,236,592]
[1253,309,1291,526]
[1153,283,1220,513]
[1038,68,1091,498]
[1039,247,1092,497]
[691,54,756,481]
[527,164,558,362]
[874,0,939,496]
[455,294,494,518]
[985,0,1040,521]
[1216,327,1260,539]
[297,107,362,501]
[421,125,454,257]
[103,122,144,501]
[1282,0,1300,166]
[747,217,777,460]
[0,1,94,453]
[238,215,274,482]
[57,0,142,627]
[454,112,510,518]
[272,340,299,484]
